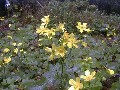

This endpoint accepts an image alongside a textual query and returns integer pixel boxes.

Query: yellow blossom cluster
[80,70,96,81]
[37,28,55,39]
[76,22,91,33]
[60,32,79,48]
[1,49,11,66]
[68,70,96,90]
[36,15,93,63]
[12,42,22,46]
[2,43,22,65]
[7,35,12,39]
[1,43,24,66]
[104,66,115,75]
[14,48,19,54]
[3,47,20,55]
[45,44,67,60]
[107,69,114,75]
[0,17,5,21]
[81,41,88,47]
[36,15,55,39]
[12,42,23,54]
[56,23,65,32]
[41,15,50,26]
[36,15,84,60]
[68,77,83,90]
[68,68,115,90]
[3,57,11,64]
[3,48,10,53]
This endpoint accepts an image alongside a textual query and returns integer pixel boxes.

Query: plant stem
[68,48,72,58]
[3,65,7,83]
[89,81,91,88]
[60,58,64,89]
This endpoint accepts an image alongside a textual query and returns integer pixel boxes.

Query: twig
[36,0,44,8]
[101,74,120,90]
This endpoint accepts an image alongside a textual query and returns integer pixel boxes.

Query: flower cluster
[68,70,96,90]
[68,77,83,90]
[60,32,79,48]
[36,15,55,39]
[76,22,92,33]
[3,57,11,64]
[45,44,67,60]
[80,70,96,81]
[36,15,79,60]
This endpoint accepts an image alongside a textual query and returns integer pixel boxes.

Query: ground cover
[0,0,120,90]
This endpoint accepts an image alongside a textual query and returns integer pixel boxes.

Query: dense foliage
[0,0,120,90]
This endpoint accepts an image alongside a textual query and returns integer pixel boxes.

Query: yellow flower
[3,57,11,64]
[76,22,86,33]
[38,39,42,41]
[81,41,87,47]
[62,32,69,45]
[41,15,50,26]
[12,42,17,46]
[108,69,114,75]
[85,28,91,32]
[55,45,67,57]
[3,48,10,53]
[36,25,46,34]
[68,33,79,48]
[7,35,12,39]
[57,23,65,32]
[18,28,21,30]
[36,25,55,39]
[45,47,52,53]
[43,28,55,39]
[61,32,79,48]
[38,44,42,46]
[9,24,11,27]
[76,22,91,33]
[14,48,18,54]
[45,44,56,60]
[80,70,96,81]
[45,44,67,60]
[38,39,43,46]
[84,57,92,61]
[20,49,23,52]
[18,43,22,46]
[68,77,83,90]
[0,17,4,21]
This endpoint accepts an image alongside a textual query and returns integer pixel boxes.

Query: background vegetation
[0,0,120,90]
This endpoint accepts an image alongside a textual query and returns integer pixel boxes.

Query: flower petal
[85,70,90,76]
[80,75,85,79]
[68,86,75,90]
[45,47,52,52]
[76,77,80,83]
[91,71,96,77]
[69,79,76,86]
